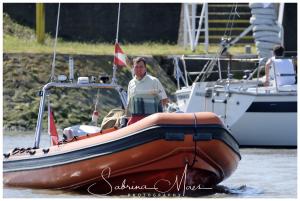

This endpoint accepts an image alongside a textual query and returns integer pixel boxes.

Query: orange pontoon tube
[4,112,240,195]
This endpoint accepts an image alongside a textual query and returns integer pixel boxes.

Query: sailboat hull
[176,82,297,147]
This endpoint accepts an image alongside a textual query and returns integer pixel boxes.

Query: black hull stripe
[246,102,297,113]
[3,124,240,173]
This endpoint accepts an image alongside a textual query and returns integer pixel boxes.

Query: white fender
[253,31,279,38]
[251,8,276,15]
[250,17,275,25]
[252,14,277,20]
[253,25,280,32]
[249,3,275,9]
[254,36,281,44]
[256,41,281,49]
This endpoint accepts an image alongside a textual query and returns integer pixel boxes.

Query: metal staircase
[182,3,209,52]
[207,3,254,44]
[178,3,254,51]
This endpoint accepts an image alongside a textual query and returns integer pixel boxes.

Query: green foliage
[3,13,255,55]
[3,53,177,131]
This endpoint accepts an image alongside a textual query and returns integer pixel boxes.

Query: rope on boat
[194,42,227,83]
[3,153,10,159]
[70,136,79,142]
[92,89,101,125]
[5,147,37,157]
[19,148,26,153]
[29,150,36,155]
[192,4,241,83]
[187,113,198,168]
[42,148,50,154]
[58,138,68,145]
[11,147,20,155]
[50,3,61,81]
[223,3,239,38]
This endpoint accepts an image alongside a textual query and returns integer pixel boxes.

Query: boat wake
[213,185,264,197]
[182,184,263,197]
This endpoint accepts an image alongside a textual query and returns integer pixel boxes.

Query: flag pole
[116,3,121,44]
[112,3,121,84]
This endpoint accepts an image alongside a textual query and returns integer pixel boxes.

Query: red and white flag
[48,105,59,146]
[113,43,127,67]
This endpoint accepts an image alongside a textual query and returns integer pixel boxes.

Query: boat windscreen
[47,87,123,129]
[127,94,162,115]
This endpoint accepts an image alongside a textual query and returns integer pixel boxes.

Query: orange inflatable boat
[3,111,240,195]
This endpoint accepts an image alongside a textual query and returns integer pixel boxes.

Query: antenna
[115,3,121,44]
[69,56,74,82]
[51,3,61,82]
[112,3,122,84]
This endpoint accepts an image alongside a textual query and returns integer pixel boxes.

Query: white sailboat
[174,53,297,147]
[173,3,297,147]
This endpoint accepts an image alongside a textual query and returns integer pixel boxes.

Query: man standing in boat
[127,57,169,106]
[126,57,169,125]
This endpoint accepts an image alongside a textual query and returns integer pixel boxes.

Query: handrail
[181,55,259,62]
[181,55,189,87]
[33,82,127,148]
[256,64,261,94]
[33,86,47,148]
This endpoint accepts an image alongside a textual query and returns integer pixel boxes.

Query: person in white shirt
[264,45,284,86]
[125,57,169,125]
[127,57,169,107]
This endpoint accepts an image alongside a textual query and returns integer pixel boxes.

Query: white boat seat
[272,58,296,88]
[63,125,101,139]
